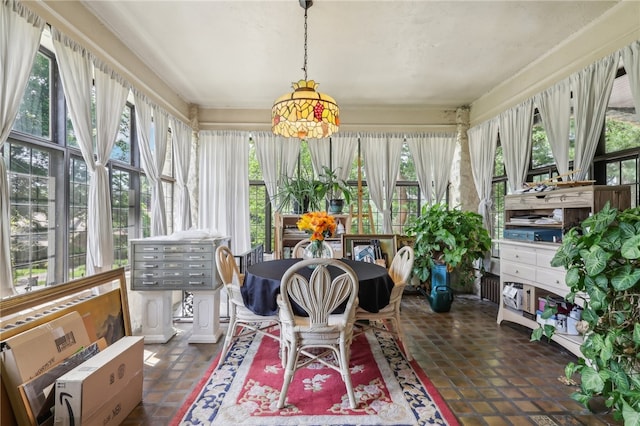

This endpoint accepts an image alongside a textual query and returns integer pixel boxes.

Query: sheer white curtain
[330,133,358,182]
[468,119,499,233]
[171,118,193,231]
[429,133,456,203]
[0,1,44,296]
[535,79,572,177]
[571,53,618,181]
[307,138,330,175]
[499,99,534,193]
[53,30,130,275]
[406,134,433,205]
[198,130,251,253]
[254,132,301,210]
[621,40,640,119]
[361,133,403,233]
[134,92,169,236]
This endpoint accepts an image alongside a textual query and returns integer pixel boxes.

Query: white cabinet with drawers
[497,239,583,358]
[130,237,230,344]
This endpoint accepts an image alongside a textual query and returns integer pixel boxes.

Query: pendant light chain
[302,7,308,81]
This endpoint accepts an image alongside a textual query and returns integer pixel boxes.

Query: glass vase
[302,240,332,262]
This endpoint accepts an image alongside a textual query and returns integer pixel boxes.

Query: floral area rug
[171,328,459,425]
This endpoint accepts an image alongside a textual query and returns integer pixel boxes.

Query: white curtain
[134,92,169,236]
[535,79,572,177]
[198,130,251,253]
[171,117,193,231]
[330,133,358,182]
[429,133,457,203]
[468,119,499,233]
[0,1,44,296]
[571,53,618,181]
[361,133,403,233]
[406,134,433,205]
[621,40,640,119]
[499,99,534,193]
[253,132,300,210]
[307,138,330,176]
[53,29,130,275]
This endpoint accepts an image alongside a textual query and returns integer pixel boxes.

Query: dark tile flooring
[123,294,622,425]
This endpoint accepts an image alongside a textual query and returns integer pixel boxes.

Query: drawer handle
[189,273,205,277]
[189,264,205,268]
[188,281,204,285]
[142,273,155,278]
[142,255,157,259]
[142,247,158,251]
[142,281,158,286]
[142,264,158,268]
[188,255,203,260]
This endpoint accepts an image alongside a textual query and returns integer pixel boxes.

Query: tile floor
[123,294,621,425]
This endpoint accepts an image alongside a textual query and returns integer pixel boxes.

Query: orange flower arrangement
[296,211,336,242]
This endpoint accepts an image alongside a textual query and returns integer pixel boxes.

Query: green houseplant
[405,203,492,293]
[276,173,324,214]
[531,204,640,422]
[317,166,352,214]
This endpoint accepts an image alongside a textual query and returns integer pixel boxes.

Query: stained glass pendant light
[272,0,339,139]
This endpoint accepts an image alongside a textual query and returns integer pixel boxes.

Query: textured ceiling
[80,0,621,111]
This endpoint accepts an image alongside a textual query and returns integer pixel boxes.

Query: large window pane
[531,114,554,169]
[110,105,132,163]
[69,157,88,279]
[12,51,51,140]
[6,144,54,289]
[112,169,131,267]
[605,73,640,153]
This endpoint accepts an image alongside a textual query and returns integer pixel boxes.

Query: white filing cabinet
[130,237,230,344]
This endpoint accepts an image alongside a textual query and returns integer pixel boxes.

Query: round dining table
[241,258,395,316]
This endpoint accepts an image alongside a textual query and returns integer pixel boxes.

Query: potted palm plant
[531,203,640,422]
[405,203,492,298]
[317,166,352,214]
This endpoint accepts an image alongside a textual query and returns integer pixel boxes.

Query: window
[5,40,174,292]
[12,51,51,140]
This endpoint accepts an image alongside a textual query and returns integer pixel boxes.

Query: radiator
[480,273,500,304]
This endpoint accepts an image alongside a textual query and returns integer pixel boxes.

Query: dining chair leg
[339,340,357,409]
[392,315,413,361]
[278,342,298,409]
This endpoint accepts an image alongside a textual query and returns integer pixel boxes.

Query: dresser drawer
[536,268,567,294]
[501,261,536,281]
[500,244,536,266]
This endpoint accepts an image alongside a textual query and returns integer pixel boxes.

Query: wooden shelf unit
[504,185,631,234]
[498,185,631,358]
[274,213,351,259]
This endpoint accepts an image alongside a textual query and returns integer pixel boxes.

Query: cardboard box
[81,372,143,426]
[1,312,91,426]
[502,282,523,311]
[54,336,144,426]
[522,284,536,315]
[18,338,108,426]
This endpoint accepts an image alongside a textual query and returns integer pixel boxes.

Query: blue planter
[428,264,454,313]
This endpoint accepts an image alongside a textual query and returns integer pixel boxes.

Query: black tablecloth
[242,258,395,316]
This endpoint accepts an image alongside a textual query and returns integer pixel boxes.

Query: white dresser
[497,239,583,357]
[130,237,230,344]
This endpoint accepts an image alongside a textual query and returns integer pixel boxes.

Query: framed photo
[341,234,397,268]
[395,235,415,249]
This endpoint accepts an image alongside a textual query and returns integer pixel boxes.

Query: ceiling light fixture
[271,0,339,139]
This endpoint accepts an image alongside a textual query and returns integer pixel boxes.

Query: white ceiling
[79,0,621,111]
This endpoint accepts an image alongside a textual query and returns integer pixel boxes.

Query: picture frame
[341,234,397,268]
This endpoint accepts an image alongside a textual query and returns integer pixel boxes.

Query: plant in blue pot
[405,203,492,310]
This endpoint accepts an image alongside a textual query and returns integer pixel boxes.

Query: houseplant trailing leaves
[531,203,640,423]
[317,166,352,214]
[276,173,324,214]
[405,203,492,293]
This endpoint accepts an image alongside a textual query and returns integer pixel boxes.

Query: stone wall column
[454,106,478,212]
[188,104,200,227]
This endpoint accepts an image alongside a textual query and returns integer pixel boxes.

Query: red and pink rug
[171,328,459,425]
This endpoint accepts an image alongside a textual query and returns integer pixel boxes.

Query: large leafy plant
[532,204,640,423]
[405,203,491,292]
